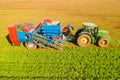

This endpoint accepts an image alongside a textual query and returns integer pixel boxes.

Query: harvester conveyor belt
[32,33,61,49]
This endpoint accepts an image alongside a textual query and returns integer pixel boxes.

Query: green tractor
[74,23,110,47]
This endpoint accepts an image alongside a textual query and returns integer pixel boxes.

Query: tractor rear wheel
[77,34,91,47]
[25,42,37,49]
[98,37,109,47]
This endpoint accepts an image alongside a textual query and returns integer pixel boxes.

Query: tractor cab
[82,22,98,35]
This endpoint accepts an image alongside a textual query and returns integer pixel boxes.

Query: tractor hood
[98,30,109,37]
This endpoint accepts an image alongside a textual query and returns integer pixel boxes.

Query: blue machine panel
[17,32,27,42]
[43,25,62,37]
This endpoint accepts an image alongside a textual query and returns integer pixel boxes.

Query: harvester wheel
[77,34,91,47]
[25,42,37,49]
[97,37,109,47]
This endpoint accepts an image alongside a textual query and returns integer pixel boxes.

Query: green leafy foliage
[0,47,119,79]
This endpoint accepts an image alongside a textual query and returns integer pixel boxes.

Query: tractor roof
[83,22,97,27]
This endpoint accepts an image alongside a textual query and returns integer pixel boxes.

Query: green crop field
[0,0,120,79]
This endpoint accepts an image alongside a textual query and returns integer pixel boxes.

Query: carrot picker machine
[8,19,73,50]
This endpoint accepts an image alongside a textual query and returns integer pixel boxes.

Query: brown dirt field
[0,0,120,12]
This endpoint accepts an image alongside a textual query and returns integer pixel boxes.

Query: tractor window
[82,25,86,28]
[89,29,93,33]
[87,28,94,34]
[94,27,98,34]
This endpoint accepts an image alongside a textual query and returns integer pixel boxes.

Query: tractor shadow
[68,40,79,46]
[6,34,12,45]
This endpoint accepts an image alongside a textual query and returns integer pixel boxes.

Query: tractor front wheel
[77,34,91,47]
[97,37,109,47]
[25,42,37,49]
